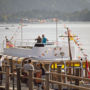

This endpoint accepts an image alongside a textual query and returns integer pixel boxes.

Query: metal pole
[21,19,23,46]
[21,24,23,46]
[64,61,67,83]
[80,61,83,77]
[2,40,4,52]
[56,19,58,46]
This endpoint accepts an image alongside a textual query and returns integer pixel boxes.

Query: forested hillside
[0,0,90,22]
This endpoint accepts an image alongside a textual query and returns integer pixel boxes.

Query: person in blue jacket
[42,34,48,44]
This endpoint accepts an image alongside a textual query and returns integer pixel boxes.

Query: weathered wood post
[16,68,21,90]
[5,65,10,90]
[9,58,14,83]
[9,59,13,73]
[4,59,7,72]
[28,69,33,90]
[12,71,15,90]
[10,58,15,90]
[75,68,80,90]
[45,72,49,90]
[57,65,62,90]
[73,62,75,75]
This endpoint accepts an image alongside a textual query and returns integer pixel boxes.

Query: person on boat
[5,36,9,42]
[5,36,14,48]
[35,36,42,44]
[35,35,44,47]
[42,34,48,44]
[0,55,4,85]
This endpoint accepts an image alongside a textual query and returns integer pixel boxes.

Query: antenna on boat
[55,18,58,46]
[20,19,23,46]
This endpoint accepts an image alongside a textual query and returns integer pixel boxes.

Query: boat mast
[21,25,23,45]
[67,28,72,60]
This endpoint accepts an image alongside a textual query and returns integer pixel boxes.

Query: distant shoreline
[0,21,90,24]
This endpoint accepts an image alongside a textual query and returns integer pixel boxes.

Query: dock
[0,64,90,90]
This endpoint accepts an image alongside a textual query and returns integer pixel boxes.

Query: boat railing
[1,39,75,53]
[14,39,55,48]
[14,39,72,46]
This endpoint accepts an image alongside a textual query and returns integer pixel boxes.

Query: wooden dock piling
[57,65,62,90]
[75,68,80,90]
[16,68,21,90]
[45,72,49,90]
[5,65,10,90]
[28,69,33,90]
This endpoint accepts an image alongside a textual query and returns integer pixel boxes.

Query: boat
[3,26,76,61]
[3,41,76,61]
[5,27,9,30]
[3,19,78,62]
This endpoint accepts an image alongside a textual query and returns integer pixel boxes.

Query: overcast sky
[0,0,90,14]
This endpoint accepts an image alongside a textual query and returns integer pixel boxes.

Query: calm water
[0,22,90,59]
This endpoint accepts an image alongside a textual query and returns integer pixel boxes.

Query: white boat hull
[3,45,76,60]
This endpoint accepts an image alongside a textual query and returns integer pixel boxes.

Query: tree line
[0,9,90,22]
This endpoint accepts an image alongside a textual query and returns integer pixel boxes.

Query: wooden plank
[50,72,90,81]
[50,80,90,90]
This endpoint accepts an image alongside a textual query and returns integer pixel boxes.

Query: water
[0,22,90,59]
